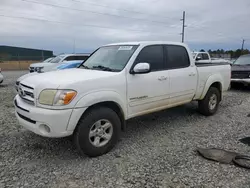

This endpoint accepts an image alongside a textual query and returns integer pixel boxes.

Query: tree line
[199,49,250,59]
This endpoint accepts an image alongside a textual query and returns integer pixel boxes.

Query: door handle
[158,76,168,81]
[189,73,196,76]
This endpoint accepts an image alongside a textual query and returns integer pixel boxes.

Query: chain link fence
[0,56,52,70]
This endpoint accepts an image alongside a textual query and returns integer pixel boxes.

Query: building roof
[0,45,52,52]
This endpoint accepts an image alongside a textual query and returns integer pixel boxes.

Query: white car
[0,68,3,84]
[193,52,230,64]
[29,54,89,73]
[14,41,231,157]
[15,60,85,90]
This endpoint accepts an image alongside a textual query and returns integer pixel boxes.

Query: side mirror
[196,56,202,61]
[132,63,150,74]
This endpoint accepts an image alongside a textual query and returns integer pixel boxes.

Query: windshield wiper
[92,65,117,72]
[80,64,90,69]
[234,64,250,66]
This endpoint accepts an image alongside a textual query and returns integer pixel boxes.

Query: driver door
[126,45,170,118]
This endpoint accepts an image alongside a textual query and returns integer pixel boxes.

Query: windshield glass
[81,45,138,72]
[44,57,53,62]
[192,52,197,59]
[50,55,65,63]
[234,55,250,65]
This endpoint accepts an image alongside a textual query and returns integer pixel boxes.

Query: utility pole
[42,50,44,60]
[180,11,187,43]
[241,39,245,55]
[73,39,75,54]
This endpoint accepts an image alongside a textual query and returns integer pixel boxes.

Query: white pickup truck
[193,51,230,64]
[14,41,231,157]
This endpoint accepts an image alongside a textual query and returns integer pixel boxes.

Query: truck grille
[17,83,35,105]
[231,71,250,79]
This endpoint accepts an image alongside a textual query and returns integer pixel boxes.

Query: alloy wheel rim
[89,119,113,147]
[209,94,217,110]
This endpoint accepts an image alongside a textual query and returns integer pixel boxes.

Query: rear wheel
[198,87,220,116]
[74,107,121,157]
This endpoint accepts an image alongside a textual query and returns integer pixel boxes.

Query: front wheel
[74,107,121,157]
[198,87,220,116]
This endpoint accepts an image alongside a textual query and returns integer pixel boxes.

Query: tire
[74,107,121,157]
[198,87,220,116]
[233,155,250,169]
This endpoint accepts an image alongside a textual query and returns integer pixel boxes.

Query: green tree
[235,49,241,58]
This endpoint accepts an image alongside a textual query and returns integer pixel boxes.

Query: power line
[21,0,179,28]
[0,14,177,37]
[71,0,174,20]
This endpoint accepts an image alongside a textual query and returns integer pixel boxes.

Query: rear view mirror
[196,56,202,61]
[132,62,150,74]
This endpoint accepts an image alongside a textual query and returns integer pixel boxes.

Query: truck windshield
[50,55,65,63]
[234,55,250,65]
[43,57,53,62]
[81,45,138,72]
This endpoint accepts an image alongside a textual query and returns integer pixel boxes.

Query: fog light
[39,124,51,134]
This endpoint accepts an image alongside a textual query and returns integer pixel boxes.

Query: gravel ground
[0,71,250,188]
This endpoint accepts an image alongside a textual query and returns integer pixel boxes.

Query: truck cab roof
[105,41,188,47]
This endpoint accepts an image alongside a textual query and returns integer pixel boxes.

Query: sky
[1,0,250,54]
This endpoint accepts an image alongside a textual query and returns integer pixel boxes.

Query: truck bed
[194,62,231,100]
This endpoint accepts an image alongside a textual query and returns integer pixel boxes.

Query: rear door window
[65,56,89,61]
[202,53,209,60]
[64,56,75,61]
[76,56,89,60]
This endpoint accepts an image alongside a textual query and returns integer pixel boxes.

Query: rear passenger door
[165,45,197,104]
[127,45,170,117]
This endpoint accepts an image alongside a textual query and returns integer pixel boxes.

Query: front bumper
[231,78,250,84]
[14,95,86,138]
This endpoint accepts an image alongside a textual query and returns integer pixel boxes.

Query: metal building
[0,45,53,61]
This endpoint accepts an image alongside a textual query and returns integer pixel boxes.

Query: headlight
[35,67,44,73]
[38,89,77,106]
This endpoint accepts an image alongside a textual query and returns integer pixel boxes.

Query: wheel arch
[82,101,126,131]
[71,91,127,131]
[200,74,223,101]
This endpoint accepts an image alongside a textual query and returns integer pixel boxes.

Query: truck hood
[20,69,117,89]
[231,64,250,72]
[17,72,39,83]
